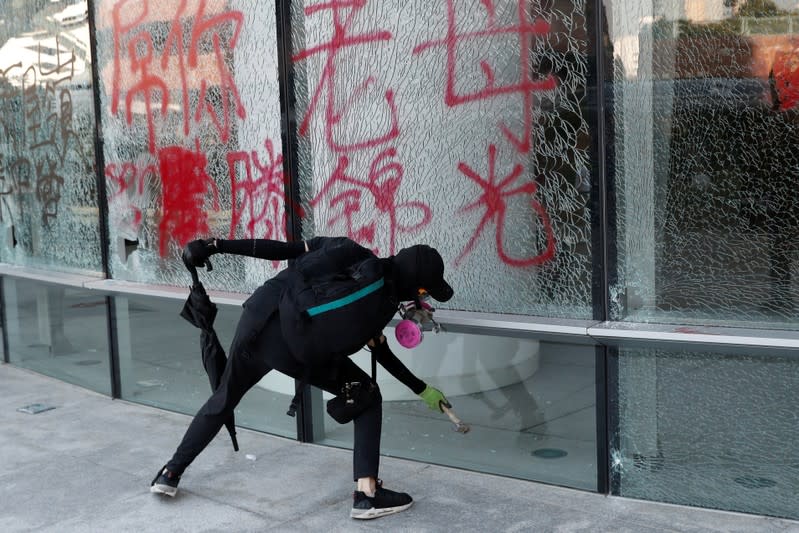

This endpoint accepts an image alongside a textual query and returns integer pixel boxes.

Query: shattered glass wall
[0,0,102,273]
[291,0,594,317]
[610,0,799,327]
[612,347,799,520]
[93,0,285,290]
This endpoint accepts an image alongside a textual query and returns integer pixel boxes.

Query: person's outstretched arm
[370,335,452,412]
[370,334,425,394]
[215,238,308,260]
[183,238,310,267]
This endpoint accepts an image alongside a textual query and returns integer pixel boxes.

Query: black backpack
[278,237,398,372]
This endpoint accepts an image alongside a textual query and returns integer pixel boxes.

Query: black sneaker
[150,465,181,497]
[350,486,413,519]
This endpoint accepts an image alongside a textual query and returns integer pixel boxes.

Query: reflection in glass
[116,294,296,439]
[0,1,102,273]
[613,346,799,520]
[4,277,110,395]
[314,331,597,491]
[610,0,799,327]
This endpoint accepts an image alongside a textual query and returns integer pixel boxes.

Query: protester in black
[150,237,454,520]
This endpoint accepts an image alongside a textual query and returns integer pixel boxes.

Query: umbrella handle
[182,252,201,287]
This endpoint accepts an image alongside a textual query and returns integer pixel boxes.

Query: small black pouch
[326,380,380,424]
[325,346,380,424]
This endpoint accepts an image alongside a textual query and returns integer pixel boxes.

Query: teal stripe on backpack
[306,278,385,317]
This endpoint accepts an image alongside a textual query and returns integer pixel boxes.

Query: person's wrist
[206,238,221,254]
[419,385,449,412]
[419,385,437,405]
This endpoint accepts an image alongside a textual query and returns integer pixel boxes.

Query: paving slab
[2,363,798,533]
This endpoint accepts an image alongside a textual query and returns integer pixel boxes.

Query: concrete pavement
[2,363,798,533]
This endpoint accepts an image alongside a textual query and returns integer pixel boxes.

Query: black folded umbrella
[180,256,239,452]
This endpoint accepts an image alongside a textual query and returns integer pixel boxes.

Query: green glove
[419,385,451,412]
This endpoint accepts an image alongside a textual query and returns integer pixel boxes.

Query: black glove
[183,238,218,271]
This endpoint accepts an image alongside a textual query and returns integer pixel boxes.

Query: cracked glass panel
[609,0,799,327]
[4,277,111,395]
[291,0,594,317]
[93,0,284,291]
[317,336,597,491]
[114,293,296,439]
[612,346,799,521]
[0,1,102,274]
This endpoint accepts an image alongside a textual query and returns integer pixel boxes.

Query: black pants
[166,294,382,481]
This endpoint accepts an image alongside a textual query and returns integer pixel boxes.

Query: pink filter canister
[395,320,423,348]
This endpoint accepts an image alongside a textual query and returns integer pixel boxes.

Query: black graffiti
[0,155,34,224]
[0,36,80,228]
[35,158,64,227]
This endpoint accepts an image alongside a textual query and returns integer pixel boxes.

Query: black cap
[394,244,454,302]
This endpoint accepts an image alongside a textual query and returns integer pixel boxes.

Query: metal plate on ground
[17,403,56,414]
[531,448,568,459]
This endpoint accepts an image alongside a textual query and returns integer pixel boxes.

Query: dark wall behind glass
[609,0,799,329]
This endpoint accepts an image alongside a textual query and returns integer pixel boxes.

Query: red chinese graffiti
[414,0,557,266]
[123,29,168,154]
[109,137,294,258]
[293,0,398,152]
[413,0,555,154]
[158,141,219,256]
[227,139,303,267]
[110,0,246,153]
[310,148,432,254]
[105,161,156,232]
[456,144,554,267]
[295,0,430,255]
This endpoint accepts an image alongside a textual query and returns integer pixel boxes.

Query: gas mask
[394,290,442,348]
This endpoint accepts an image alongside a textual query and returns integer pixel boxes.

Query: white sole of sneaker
[350,501,413,520]
[150,483,177,497]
